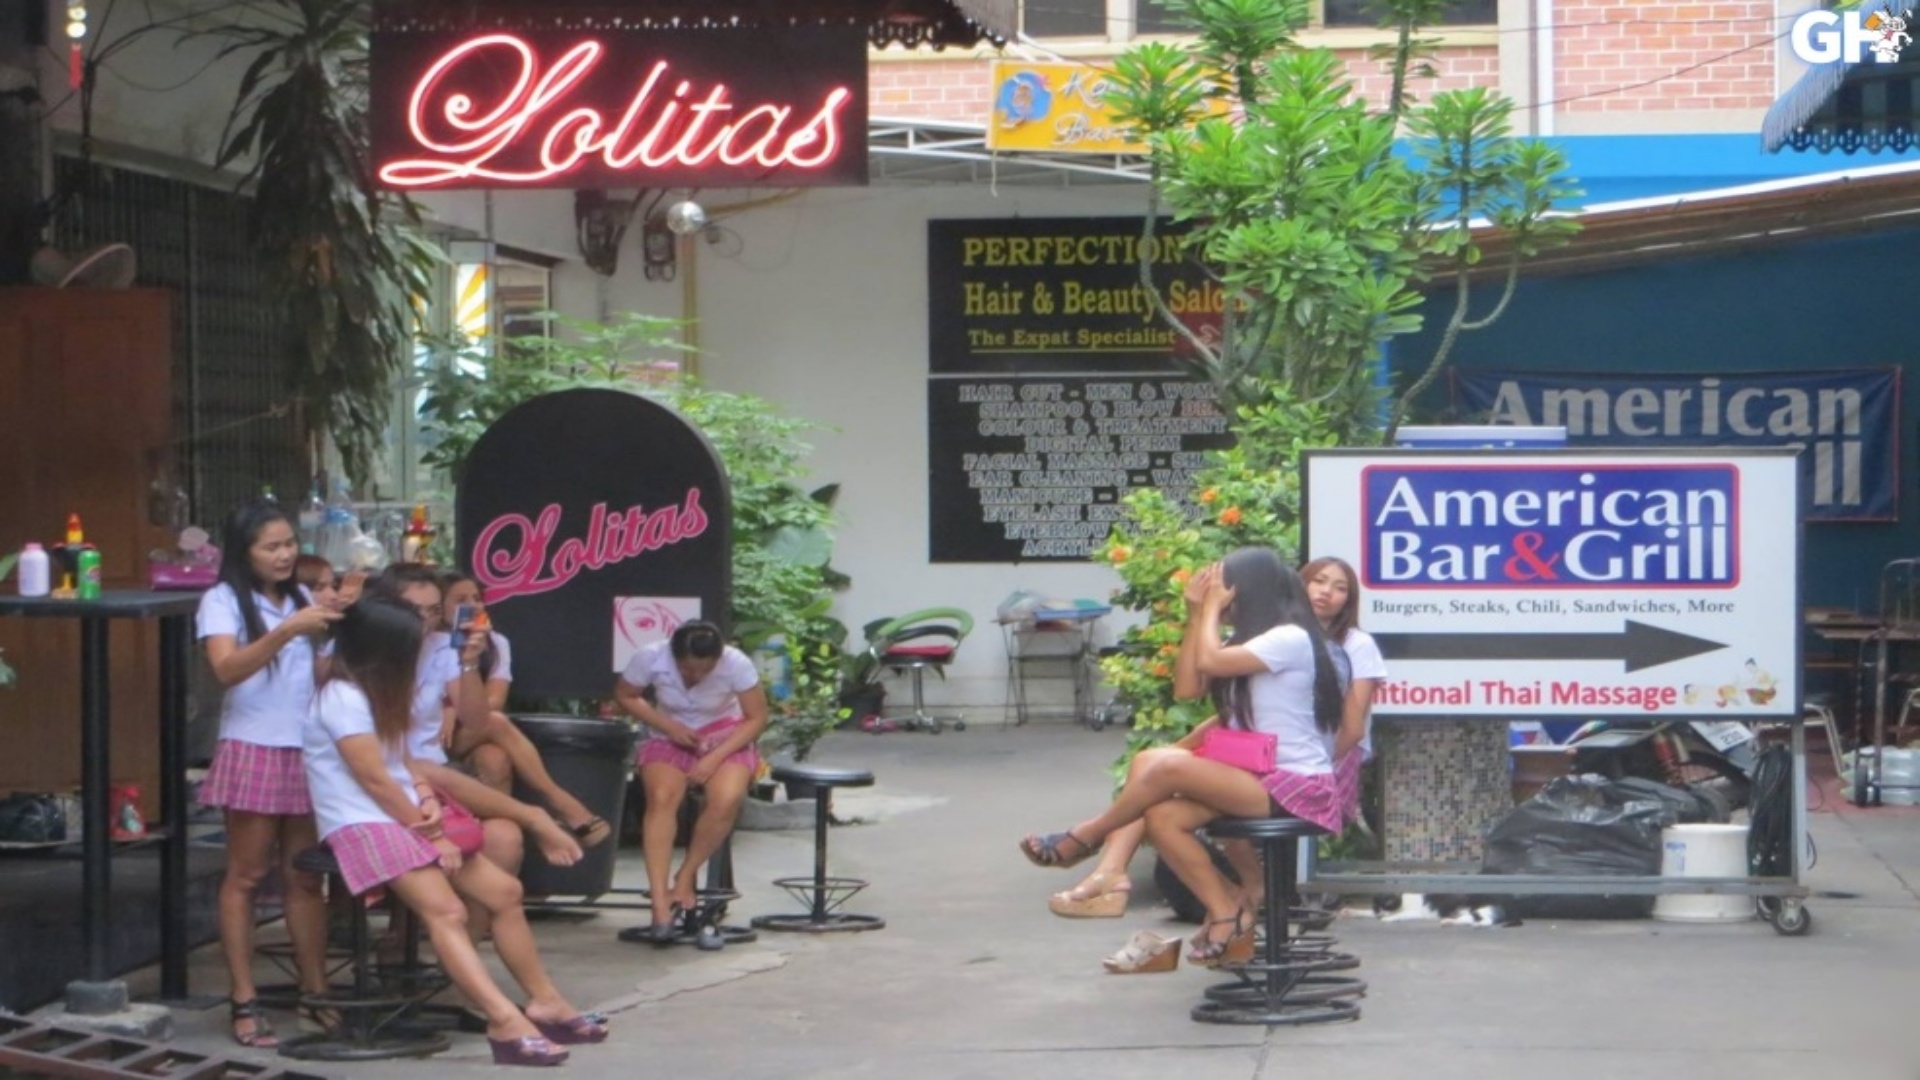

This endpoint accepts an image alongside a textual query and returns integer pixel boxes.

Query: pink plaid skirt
[636,717,762,776]
[324,822,441,896]
[1259,750,1364,835]
[199,740,312,817]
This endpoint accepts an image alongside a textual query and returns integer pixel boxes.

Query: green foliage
[1109,0,1582,442]
[1096,388,1338,772]
[416,313,847,758]
[210,0,438,486]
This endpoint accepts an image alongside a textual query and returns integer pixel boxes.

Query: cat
[1372,893,1522,928]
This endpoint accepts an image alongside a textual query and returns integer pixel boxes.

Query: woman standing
[198,501,340,1047]
[1021,547,1350,965]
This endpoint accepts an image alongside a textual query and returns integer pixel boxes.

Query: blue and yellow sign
[986,61,1146,155]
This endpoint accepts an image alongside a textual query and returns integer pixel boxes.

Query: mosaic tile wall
[1377,719,1514,864]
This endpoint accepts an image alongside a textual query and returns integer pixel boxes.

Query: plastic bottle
[297,486,326,555]
[17,543,50,597]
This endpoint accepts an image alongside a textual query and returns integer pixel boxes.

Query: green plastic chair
[860,607,974,733]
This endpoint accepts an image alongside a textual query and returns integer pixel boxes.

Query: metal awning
[1764,60,1920,152]
[1468,160,1920,277]
[869,118,1152,186]
[371,0,1015,49]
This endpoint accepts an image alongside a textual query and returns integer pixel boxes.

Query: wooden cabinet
[0,288,176,815]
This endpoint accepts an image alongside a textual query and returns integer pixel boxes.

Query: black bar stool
[749,765,884,934]
[276,845,453,1062]
[1192,817,1361,1027]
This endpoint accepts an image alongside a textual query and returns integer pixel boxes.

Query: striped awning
[1764,60,1920,153]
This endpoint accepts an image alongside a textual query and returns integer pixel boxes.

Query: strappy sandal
[1019,829,1099,869]
[1049,870,1131,918]
[1188,907,1256,968]
[566,815,611,849]
[1102,930,1181,974]
[228,998,278,1049]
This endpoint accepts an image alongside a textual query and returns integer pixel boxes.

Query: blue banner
[1362,463,1739,589]
[1452,369,1899,521]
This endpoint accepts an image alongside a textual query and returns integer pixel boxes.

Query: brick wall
[1555,0,1776,112]
[870,47,1505,123]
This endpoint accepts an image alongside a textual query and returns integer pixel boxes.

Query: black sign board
[371,26,868,191]
[457,389,732,699]
[927,216,1216,375]
[929,376,1233,563]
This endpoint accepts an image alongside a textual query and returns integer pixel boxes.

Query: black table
[0,591,199,1001]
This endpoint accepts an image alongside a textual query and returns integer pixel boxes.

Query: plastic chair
[860,608,973,733]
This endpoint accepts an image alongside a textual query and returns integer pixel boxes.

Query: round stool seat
[1206,816,1330,841]
[292,844,341,876]
[769,764,874,789]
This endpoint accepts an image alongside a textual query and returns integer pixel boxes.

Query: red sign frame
[370,25,868,190]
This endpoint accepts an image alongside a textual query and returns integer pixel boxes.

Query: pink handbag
[1195,726,1277,774]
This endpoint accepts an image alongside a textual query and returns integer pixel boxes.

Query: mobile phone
[452,604,475,643]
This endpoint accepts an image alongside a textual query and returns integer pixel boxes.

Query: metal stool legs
[1192,835,1360,1026]
[750,786,884,934]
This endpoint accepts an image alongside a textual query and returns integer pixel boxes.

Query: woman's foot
[1188,907,1255,968]
[1049,869,1131,918]
[562,814,612,849]
[1019,829,1099,869]
[524,998,610,1045]
[227,998,277,1049]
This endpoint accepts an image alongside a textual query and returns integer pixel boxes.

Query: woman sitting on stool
[305,595,606,1066]
[1020,547,1354,967]
[612,621,769,942]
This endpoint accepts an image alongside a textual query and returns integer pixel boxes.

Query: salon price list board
[927,376,1232,563]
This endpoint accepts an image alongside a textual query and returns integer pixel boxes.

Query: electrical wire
[1747,743,1815,881]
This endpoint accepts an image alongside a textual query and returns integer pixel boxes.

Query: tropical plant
[1108,0,1582,443]
[417,313,849,758]
[1096,387,1337,773]
[211,0,438,486]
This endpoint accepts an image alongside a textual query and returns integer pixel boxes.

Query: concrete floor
[68,723,1920,1080]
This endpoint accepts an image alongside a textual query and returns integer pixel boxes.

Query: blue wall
[1393,227,1920,611]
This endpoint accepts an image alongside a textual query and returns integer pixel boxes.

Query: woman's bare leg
[275,815,329,999]
[448,851,584,1024]
[454,713,600,835]
[1145,799,1246,951]
[1034,755,1271,862]
[1060,748,1187,898]
[670,764,750,909]
[385,868,540,1042]
[216,811,281,1043]
[639,763,688,927]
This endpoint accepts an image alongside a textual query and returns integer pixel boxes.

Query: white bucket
[1651,824,1753,924]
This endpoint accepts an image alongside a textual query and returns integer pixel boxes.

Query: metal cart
[999,606,1108,727]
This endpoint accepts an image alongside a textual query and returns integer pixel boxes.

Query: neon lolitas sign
[370,26,869,190]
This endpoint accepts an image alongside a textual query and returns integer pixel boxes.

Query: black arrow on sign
[1372,620,1728,674]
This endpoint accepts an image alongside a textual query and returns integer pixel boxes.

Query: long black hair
[437,568,500,681]
[669,620,725,661]
[1209,546,1345,735]
[215,499,308,658]
[319,595,423,751]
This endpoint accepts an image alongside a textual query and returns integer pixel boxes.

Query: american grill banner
[1452,369,1899,522]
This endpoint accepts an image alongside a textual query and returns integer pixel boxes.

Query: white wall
[448,180,1158,714]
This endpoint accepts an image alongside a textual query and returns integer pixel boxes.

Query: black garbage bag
[0,793,67,844]
[1482,774,1706,919]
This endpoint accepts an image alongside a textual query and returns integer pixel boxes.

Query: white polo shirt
[305,680,420,839]
[408,641,460,766]
[620,641,759,732]
[197,582,319,748]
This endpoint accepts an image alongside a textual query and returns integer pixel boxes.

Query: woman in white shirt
[1050,554,1387,924]
[1020,546,1349,965]
[612,621,769,941]
[197,501,341,1048]
[306,595,604,1066]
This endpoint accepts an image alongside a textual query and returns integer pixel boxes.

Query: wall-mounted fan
[29,242,136,288]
